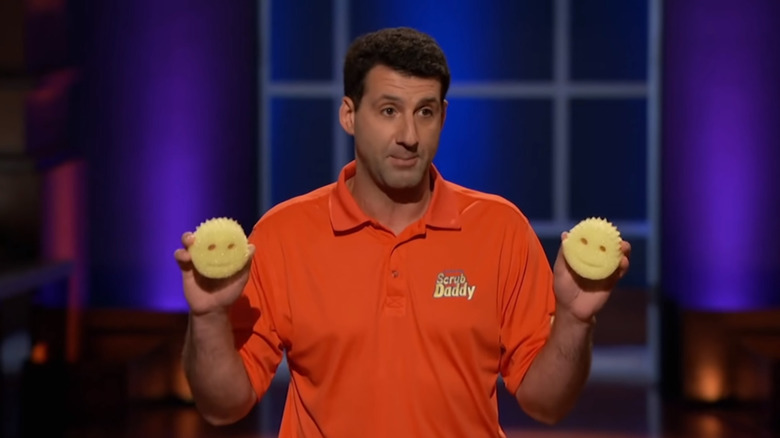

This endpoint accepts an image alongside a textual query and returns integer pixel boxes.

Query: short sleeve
[229,223,288,400]
[498,217,557,395]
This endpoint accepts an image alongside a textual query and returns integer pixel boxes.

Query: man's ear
[339,97,356,135]
[441,99,448,128]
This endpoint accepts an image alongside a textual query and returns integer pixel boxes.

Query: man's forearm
[182,310,256,425]
[514,311,594,424]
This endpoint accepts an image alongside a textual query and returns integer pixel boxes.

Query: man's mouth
[389,155,419,166]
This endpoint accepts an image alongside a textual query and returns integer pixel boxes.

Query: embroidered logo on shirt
[433,270,476,301]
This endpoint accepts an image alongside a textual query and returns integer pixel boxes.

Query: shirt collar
[329,161,462,233]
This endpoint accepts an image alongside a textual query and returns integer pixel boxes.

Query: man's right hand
[174,232,256,316]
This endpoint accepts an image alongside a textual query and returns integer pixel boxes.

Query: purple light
[662,0,780,310]
[134,19,211,310]
[80,3,257,311]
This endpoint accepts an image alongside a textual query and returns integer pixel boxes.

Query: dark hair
[343,27,450,109]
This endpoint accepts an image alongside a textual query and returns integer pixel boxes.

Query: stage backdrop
[260,0,656,294]
[72,1,660,312]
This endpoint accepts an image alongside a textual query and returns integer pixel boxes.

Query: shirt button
[391,270,400,278]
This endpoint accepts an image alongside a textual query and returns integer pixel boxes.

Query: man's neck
[348,169,433,236]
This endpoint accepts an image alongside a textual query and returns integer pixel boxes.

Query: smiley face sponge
[561,217,622,280]
[189,217,250,279]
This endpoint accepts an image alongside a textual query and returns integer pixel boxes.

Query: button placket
[384,241,407,313]
[388,245,403,293]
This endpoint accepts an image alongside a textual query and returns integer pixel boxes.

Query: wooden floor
[8,301,776,437]
[52,381,777,438]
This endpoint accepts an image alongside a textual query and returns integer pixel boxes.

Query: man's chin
[382,174,429,195]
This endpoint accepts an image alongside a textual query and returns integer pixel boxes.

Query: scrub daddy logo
[433,270,476,301]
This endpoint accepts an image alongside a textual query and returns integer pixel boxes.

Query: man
[175,27,630,437]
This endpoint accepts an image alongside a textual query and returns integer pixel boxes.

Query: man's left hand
[552,233,631,324]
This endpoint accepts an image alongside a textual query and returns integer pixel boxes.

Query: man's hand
[174,232,255,316]
[552,232,631,323]
[176,231,259,425]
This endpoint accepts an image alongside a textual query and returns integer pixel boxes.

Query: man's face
[340,65,447,194]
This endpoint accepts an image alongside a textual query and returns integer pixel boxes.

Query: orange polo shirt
[230,161,556,437]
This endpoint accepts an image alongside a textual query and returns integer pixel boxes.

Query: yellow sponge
[189,217,250,279]
[561,217,622,280]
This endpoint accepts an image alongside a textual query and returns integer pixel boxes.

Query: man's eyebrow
[374,94,402,103]
[374,95,440,105]
[417,97,440,106]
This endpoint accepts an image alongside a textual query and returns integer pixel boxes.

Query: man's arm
[514,312,594,424]
[175,231,284,425]
[182,310,257,425]
[503,225,630,425]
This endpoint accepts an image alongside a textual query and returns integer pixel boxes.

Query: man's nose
[396,114,419,148]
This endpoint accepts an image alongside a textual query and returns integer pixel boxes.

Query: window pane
[350,1,553,81]
[271,1,333,80]
[569,99,647,220]
[270,98,333,206]
[435,98,553,220]
[571,0,648,81]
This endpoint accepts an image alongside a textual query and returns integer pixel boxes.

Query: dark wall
[72,1,258,310]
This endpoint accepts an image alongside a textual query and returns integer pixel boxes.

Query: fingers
[181,232,194,248]
[620,240,632,258]
[617,239,631,278]
[175,232,195,272]
[174,248,193,272]
[615,242,630,279]
[617,258,630,279]
[174,247,191,262]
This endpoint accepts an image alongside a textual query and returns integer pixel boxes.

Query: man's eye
[381,108,396,116]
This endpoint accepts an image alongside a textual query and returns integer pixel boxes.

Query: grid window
[569,98,648,221]
[261,0,659,289]
[270,98,334,205]
[571,0,649,81]
[270,1,334,81]
[435,98,554,220]
[350,0,554,81]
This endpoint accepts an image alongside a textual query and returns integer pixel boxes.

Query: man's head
[339,28,450,199]
[343,27,450,109]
